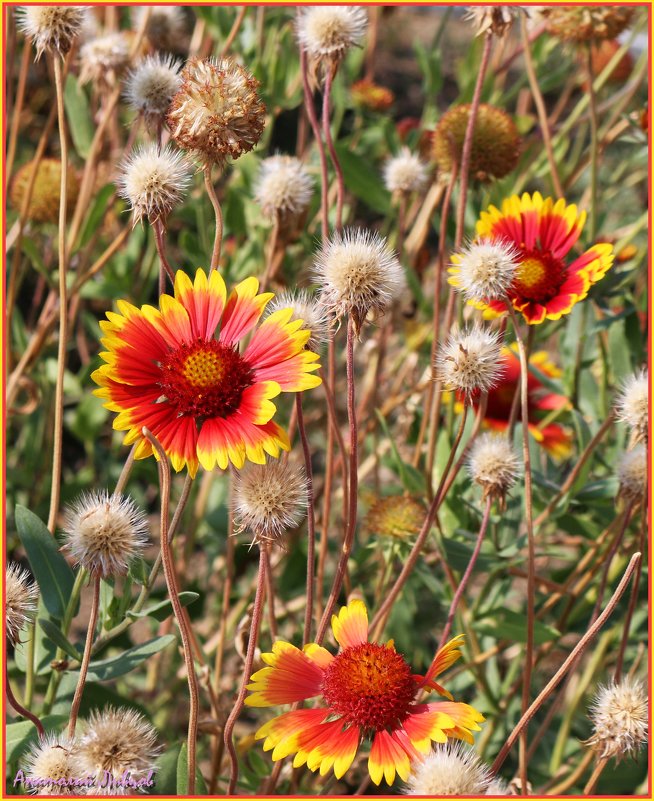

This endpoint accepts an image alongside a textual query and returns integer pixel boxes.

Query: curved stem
[322,67,344,233]
[583,756,608,795]
[300,50,329,243]
[297,395,317,646]
[6,41,30,188]
[204,163,223,271]
[153,218,175,294]
[584,42,599,240]
[5,670,45,737]
[68,575,100,737]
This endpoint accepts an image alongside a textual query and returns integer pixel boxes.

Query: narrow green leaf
[63,75,93,158]
[176,743,208,794]
[79,635,177,682]
[38,618,82,661]
[78,184,116,249]
[151,744,181,795]
[126,592,199,622]
[476,610,560,645]
[334,142,391,215]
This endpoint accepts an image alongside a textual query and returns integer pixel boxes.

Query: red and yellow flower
[245,600,484,785]
[450,192,614,324]
[92,269,321,477]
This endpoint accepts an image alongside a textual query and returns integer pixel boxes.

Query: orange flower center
[320,643,417,731]
[159,339,253,419]
[513,247,567,303]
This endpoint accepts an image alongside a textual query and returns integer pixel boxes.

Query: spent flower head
[436,326,505,400]
[616,445,647,502]
[295,6,367,73]
[131,6,187,53]
[468,434,520,503]
[364,494,425,541]
[404,742,492,794]
[615,369,648,445]
[17,5,87,59]
[585,678,648,761]
[79,32,131,87]
[383,148,429,195]
[450,238,520,302]
[6,562,39,645]
[22,734,81,796]
[265,289,329,352]
[254,155,314,220]
[10,158,79,224]
[124,53,181,127]
[465,6,524,37]
[541,6,635,42]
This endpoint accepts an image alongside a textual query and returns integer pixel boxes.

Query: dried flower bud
[117,143,192,226]
[314,228,405,332]
[541,6,635,42]
[364,495,425,541]
[351,79,394,111]
[265,289,329,352]
[615,369,648,445]
[131,6,187,54]
[10,158,79,224]
[465,6,524,38]
[383,148,429,195]
[433,104,521,182]
[254,155,314,220]
[167,57,266,165]
[468,434,520,504]
[585,678,648,761]
[6,562,39,645]
[233,461,308,547]
[17,6,88,59]
[586,39,634,85]
[62,491,149,578]
[22,734,81,795]
[404,743,492,795]
[124,54,181,127]
[295,6,367,73]
[449,238,520,302]
[79,32,131,88]
[617,445,647,502]
[436,326,505,400]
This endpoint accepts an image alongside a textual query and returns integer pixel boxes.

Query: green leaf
[51,675,150,718]
[151,744,181,795]
[376,410,425,494]
[38,618,82,661]
[15,506,75,619]
[6,715,68,764]
[78,184,116,249]
[78,635,177,682]
[476,610,560,645]
[64,75,94,158]
[126,593,199,622]
[334,142,390,215]
[176,743,208,795]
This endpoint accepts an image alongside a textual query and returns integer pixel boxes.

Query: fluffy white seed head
[616,445,647,501]
[6,562,39,645]
[586,678,648,761]
[451,238,520,302]
[17,6,88,59]
[265,289,329,351]
[404,742,492,795]
[468,433,520,502]
[233,461,308,546]
[436,326,505,399]
[76,707,159,790]
[131,6,186,53]
[465,6,524,37]
[124,54,181,125]
[22,734,81,796]
[79,32,131,87]
[486,776,510,795]
[117,143,192,226]
[254,155,314,219]
[383,148,429,195]
[314,228,405,332]
[295,6,368,64]
[62,491,149,578]
[616,369,648,445]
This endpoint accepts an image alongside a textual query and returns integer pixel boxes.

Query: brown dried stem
[68,575,100,737]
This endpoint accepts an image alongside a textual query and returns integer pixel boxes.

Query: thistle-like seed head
[6,562,39,645]
[265,289,329,352]
[17,6,88,59]
[79,32,131,88]
[541,6,635,42]
[254,155,314,220]
[450,238,520,303]
[404,742,492,795]
[436,326,505,400]
[22,734,81,795]
[383,147,429,195]
[585,677,648,761]
[124,54,182,127]
[131,6,187,54]
[464,6,524,38]
[467,433,520,504]
[295,6,367,70]
[616,445,647,502]
[615,369,648,445]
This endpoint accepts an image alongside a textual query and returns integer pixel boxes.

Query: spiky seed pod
[124,54,181,127]
[616,445,647,502]
[436,326,505,400]
[295,6,367,74]
[383,147,429,196]
[585,678,648,761]
[615,369,648,445]
[468,434,520,505]
[364,495,425,541]
[254,155,314,220]
[79,32,131,88]
[76,707,159,790]
[6,562,39,645]
[17,6,88,59]
[464,6,524,37]
[314,228,405,333]
[117,143,192,226]
[404,742,492,795]
[167,57,266,165]
[9,158,80,224]
[62,491,149,579]
[351,79,395,111]
[265,289,329,352]
[541,6,635,42]
[22,734,83,795]
[131,6,187,54]
[233,461,308,547]
[433,104,521,182]
[450,238,520,302]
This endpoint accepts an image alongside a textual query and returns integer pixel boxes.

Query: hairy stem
[322,67,344,233]
[68,575,100,737]
[204,163,223,271]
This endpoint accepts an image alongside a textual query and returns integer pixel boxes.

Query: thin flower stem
[263,546,278,638]
[68,575,100,738]
[491,552,641,774]
[439,495,493,647]
[547,750,595,795]
[261,213,280,290]
[300,49,329,243]
[585,42,600,241]
[204,164,224,271]
[297,395,317,646]
[113,445,137,497]
[5,672,45,738]
[153,218,176,294]
[615,499,646,681]
[220,6,247,56]
[322,67,344,232]
[5,41,30,188]
[224,546,267,794]
[583,756,609,795]
[590,503,634,623]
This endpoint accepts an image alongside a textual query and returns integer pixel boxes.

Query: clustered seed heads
[616,445,647,502]
[295,6,368,72]
[468,433,520,504]
[254,155,314,220]
[124,54,182,127]
[5,562,39,645]
[451,238,520,302]
[404,743,492,795]
[167,57,266,165]
[17,5,88,59]
[615,369,648,445]
[117,143,192,226]
[436,326,505,400]
[62,491,149,578]
[265,289,329,352]
[383,148,429,196]
[585,677,648,761]
[79,32,131,88]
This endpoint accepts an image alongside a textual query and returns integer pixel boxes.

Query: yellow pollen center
[517,257,546,289]
[182,350,226,388]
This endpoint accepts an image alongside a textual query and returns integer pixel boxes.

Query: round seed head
[404,742,492,795]
[616,445,647,502]
[17,6,88,59]
[79,32,131,87]
[22,733,82,795]
[465,6,524,37]
[254,155,314,219]
[585,677,648,761]
[468,433,520,503]
[541,6,635,42]
[117,143,192,226]
[295,6,367,66]
[383,147,429,195]
[124,54,181,126]
[6,562,39,645]
[364,495,425,541]
[265,289,329,352]
[615,369,648,445]
[314,227,405,332]
[233,461,308,546]
[62,491,149,578]
[436,326,505,399]
[9,158,79,224]
[131,6,187,53]
[450,238,520,302]
[167,57,266,165]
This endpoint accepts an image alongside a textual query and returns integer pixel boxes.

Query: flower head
[351,79,394,111]
[167,57,266,165]
[124,54,181,126]
[541,6,635,42]
[131,6,187,53]
[585,678,648,761]
[449,238,519,302]
[117,143,191,226]
[436,326,504,400]
[615,370,648,445]
[404,742,492,794]
[617,445,647,502]
[265,289,329,352]
[246,599,484,785]
[464,6,523,38]
[77,707,159,791]
[364,495,425,541]
[17,6,87,59]
[233,461,307,547]
[468,434,519,503]
[92,269,321,478]
[9,158,79,224]
[433,104,520,182]
[451,192,614,324]
[314,228,405,332]
[62,491,148,579]
[296,6,367,70]
[22,734,81,795]
[383,148,429,195]
[79,32,131,87]
[254,155,314,220]
[6,562,39,645]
